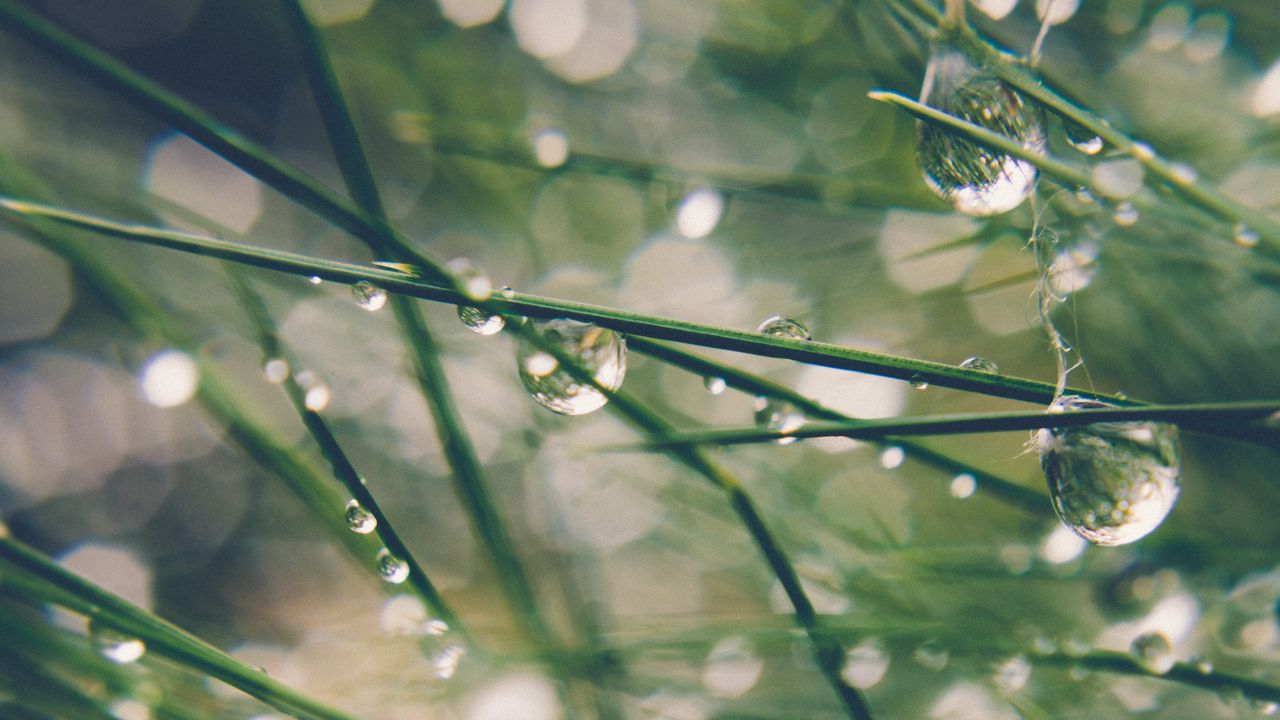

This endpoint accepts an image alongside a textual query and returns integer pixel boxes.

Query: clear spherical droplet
[446,258,492,301]
[1233,222,1261,249]
[756,315,811,340]
[516,319,626,416]
[917,47,1044,216]
[1113,202,1139,227]
[352,280,387,311]
[959,356,999,374]
[1035,396,1181,546]
[262,357,290,384]
[376,548,410,584]
[1129,631,1175,674]
[457,305,505,335]
[345,499,377,534]
[704,376,727,395]
[841,639,890,690]
[91,623,146,665]
[754,396,806,444]
[909,373,929,390]
[950,473,977,499]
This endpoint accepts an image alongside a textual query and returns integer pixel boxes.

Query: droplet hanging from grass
[351,280,387,312]
[377,548,410,584]
[916,47,1045,216]
[516,318,627,416]
[753,316,810,442]
[457,305,505,335]
[345,499,377,534]
[1129,631,1176,674]
[1064,118,1104,155]
[1034,396,1181,546]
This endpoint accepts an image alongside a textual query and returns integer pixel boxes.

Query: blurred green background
[1,0,1279,717]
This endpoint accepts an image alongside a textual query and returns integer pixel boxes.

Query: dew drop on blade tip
[1035,395,1180,546]
[916,46,1045,216]
[516,318,626,416]
[345,499,377,534]
[352,280,387,311]
[457,305,505,335]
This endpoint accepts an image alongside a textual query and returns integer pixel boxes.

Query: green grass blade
[1036,650,1280,704]
[0,536,362,720]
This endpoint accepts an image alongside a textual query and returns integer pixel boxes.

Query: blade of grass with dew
[279,3,573,684]
[225,267,464,636]
[1035,650,1280,704]
[0,535,362,720]
[507,321,875,720]
[0,197,1108,406]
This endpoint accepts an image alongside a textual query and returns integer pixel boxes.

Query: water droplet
[950,473,977,499]
[500,285,516,299]
[676,188,725,239]
[532,127,569,168]
[701,637,764,699]
[516,319,626,415]
[262,357,290,384]
[993,654,1031,695]
[960,356,999,374]
[139,349,199,408]
[1129,631,1175,674]
[429,640,467,679]
[1169,162,1198,185]
[1113,202,1139,227]
[1254,700,1280,716]
[1064,118,1104,155]
[909,373,929,390]
[376,548,410,584]
[753,396,806,444]
[912,641,949,671]
[296,370,332,412]
[1234,222,1261,249]
[446,258,492,301]
[1035,395,1181,546]
[1131,142,1155,162]
[308,275,322,285]
[1192,656,1214,674]
[352,281,387,311]
[704,376,727,395]
[879,445,906,469]
[917,47,1044,216]
[841,639,890,689]
[457,305,505,335]
[345,500,377,534]
[755,315,811,340]
[91,623,146,664]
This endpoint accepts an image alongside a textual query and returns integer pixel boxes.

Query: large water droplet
[352,281,387,312]
[959,356,999,374]
[345,499,377,534]
[457,305,505,335]
[755,315,810,340]
[1035,396,1181,546]
[917,47,1045,216]
[841,639,890,689]
[1129,631,1175,674]
[516,319,626,416]
[91,623,146,664]
[376,548,410,584]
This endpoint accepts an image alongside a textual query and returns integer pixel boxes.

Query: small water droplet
[429,640,467,680]
[1129,631,1175,674]
[1113,202,1139,227]
[1035,395,1181,546]
[993,654,1031,695]
[879,446,906,469]
[352,280,387,311]
[755,315,811,340]
[1169,162,1198,185]
[500,285,516,298]
[91,623,146,664]
[916,47,1044,216]
[950,473,977,498]
[457,305,505,335]
[1234,222,1261,249]
[702,636,764,699]
[704,376,727,395]
[376,548,410,584]
[1192,656,1214,674]
[909,373,929,390]
[754,397,806,444]
[345,499,377,534]
[304,384,331,411]
[262,357,290,384]
[517,319,627,416]
[841,639,890,689]
[912,641,949,671]
[959,356,999,373]
[1066,126,1104,155]
[308,275,322,285]
[446,258,492,301]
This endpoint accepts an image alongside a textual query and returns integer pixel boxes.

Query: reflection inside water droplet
[352,281,387,311]
[1035,396,1181,546]
[345,499,377,534]
[516,318,627,416]
[916,47,1044,216]
[755,315,811,340]
[376,548,410,584]
[457,305,505,335]
[1129,631,1175,674]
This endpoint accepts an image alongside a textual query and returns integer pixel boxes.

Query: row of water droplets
[916,37,1184,547]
